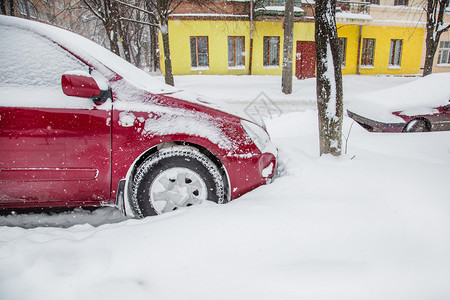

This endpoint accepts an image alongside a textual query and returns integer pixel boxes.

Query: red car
[0,16,277,217]
[347,73,450,133]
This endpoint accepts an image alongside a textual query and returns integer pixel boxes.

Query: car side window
[0,25,88,88]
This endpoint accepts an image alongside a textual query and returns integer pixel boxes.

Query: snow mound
[347,73,450,123]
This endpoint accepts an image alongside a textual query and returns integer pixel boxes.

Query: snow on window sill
[263,65,280,69]
[360,65,374,69]
[228,65,246,70]
[388,65,401,69]
[191,66,210,71]
[437,63,450,67]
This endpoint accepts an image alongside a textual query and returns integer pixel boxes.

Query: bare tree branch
[120,17,159,27]
[115,0,157,19]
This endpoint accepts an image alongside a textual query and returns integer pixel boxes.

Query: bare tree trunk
[8,0,14,16]
[315,0,343,156]
[118,20,132,62]
[423,0,450,76]
[105,22,121,56]
[282,0,294,94]
[150,26,159,72]
[423,33,438,76]
[160,20,174,86]
[24,0,30,19]
[1,0,6,15]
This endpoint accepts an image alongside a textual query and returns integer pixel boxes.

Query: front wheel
[403,119,430,133]
[131,147,227,217]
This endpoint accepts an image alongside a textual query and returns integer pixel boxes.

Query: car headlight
[241,120,276,155]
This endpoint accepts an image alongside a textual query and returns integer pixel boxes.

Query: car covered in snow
[0,16,277,217]
[347,73,450,133]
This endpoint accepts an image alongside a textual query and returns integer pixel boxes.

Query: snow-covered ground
[1,75,449,300]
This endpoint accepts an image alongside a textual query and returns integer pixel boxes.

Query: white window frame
[437,40,450,66]
[228,36,245,69]
[263,36,280,67]
[389,39,403,68]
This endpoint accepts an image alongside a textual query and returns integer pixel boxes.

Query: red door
[295,41,316,79]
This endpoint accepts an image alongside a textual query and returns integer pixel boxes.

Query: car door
[0,24,111,206]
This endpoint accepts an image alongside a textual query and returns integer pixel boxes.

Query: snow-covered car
[347,73,450,133]
[0,16,277,217]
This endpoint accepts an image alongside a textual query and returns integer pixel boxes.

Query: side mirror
[61,71,110,103]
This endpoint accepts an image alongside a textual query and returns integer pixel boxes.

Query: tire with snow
[131,147,226,217]
[403,119,430,133]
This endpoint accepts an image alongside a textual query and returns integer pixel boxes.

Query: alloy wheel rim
[149,167,208,214]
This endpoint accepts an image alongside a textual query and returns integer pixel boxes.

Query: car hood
[161,90,265,127]
[347,73,450,123]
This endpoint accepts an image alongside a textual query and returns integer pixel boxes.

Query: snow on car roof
[0,15,176,95]
[347,73,450,123]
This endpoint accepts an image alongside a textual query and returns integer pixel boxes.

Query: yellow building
[160,0,427,77]
[337,25,424,75]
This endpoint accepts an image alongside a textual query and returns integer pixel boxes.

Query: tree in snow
[423,0,450,76]
[145,0,183,86]
[82,0,161,78]
[147,0,220,86]
[114,0,160,70]
[1,0,6,15]
[315,0,343,156]
[117,0,214,86]
[282,0,294,94]
[0,0,13,16]
[82,0,123,56]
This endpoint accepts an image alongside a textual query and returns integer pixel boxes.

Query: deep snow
[347,73,450,123]
[1,75,449,300]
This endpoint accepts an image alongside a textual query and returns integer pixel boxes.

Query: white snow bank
[256,6,305,12]
[1,75,449,300]
[336,12,373,20]
[1,110,449,300]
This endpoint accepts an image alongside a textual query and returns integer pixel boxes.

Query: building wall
[163,20,252,75]
[368,1,450,74]
[252,21,315,75]
[161,19,424,76]
[337,25,360,75]
[161,19,314,76]
[338,25,424,75]
[433,30,450,73]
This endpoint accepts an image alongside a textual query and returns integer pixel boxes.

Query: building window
[339,37,347,68]
[437,40,450,65]
[389,39,403,67]
[263,36,280,66]
[394,0,408,6]
[190,36,209,68]
[228,36,245,68]
[361,38,375,67]
[364,0,380,4]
